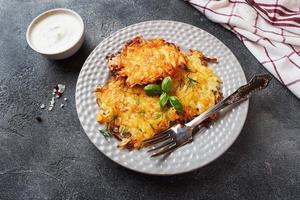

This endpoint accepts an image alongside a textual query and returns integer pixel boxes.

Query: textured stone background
[0,0,299,199]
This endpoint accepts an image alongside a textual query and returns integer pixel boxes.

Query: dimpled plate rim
[75,20,249,175]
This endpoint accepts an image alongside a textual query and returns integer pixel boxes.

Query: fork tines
[143,130,171,147]
[143,130,178,157]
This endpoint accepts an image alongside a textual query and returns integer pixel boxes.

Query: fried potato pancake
[172,50,221,121]
[96,79,180,148]
[96,44,221,148]
[107,36,187,87]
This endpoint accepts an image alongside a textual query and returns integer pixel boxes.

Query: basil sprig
[144,76,183,113]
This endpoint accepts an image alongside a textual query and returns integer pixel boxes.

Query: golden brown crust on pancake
[96,38,222,148]
[107,36,187,87]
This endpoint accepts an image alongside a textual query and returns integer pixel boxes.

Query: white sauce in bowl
[28,9,83,54]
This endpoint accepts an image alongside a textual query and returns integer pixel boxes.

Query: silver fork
[143,74,272,157]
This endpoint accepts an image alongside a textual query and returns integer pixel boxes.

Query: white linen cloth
[186,0,300,98]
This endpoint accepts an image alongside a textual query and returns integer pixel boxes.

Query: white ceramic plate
[76,20,249,175]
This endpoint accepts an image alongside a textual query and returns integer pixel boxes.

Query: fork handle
[185,74,272,128]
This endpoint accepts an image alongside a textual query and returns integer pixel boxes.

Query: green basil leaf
[144,84,162,96]
[161,76,172,93]
[169,96,183,113]
[159,92,169,109]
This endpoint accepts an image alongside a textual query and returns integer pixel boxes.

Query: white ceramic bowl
[26,8,84,60]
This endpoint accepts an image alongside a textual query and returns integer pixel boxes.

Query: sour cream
[26,8,84,59]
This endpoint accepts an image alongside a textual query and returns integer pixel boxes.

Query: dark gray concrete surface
[0,0,299,199]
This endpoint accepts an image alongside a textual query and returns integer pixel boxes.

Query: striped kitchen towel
[186,0,300,98]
